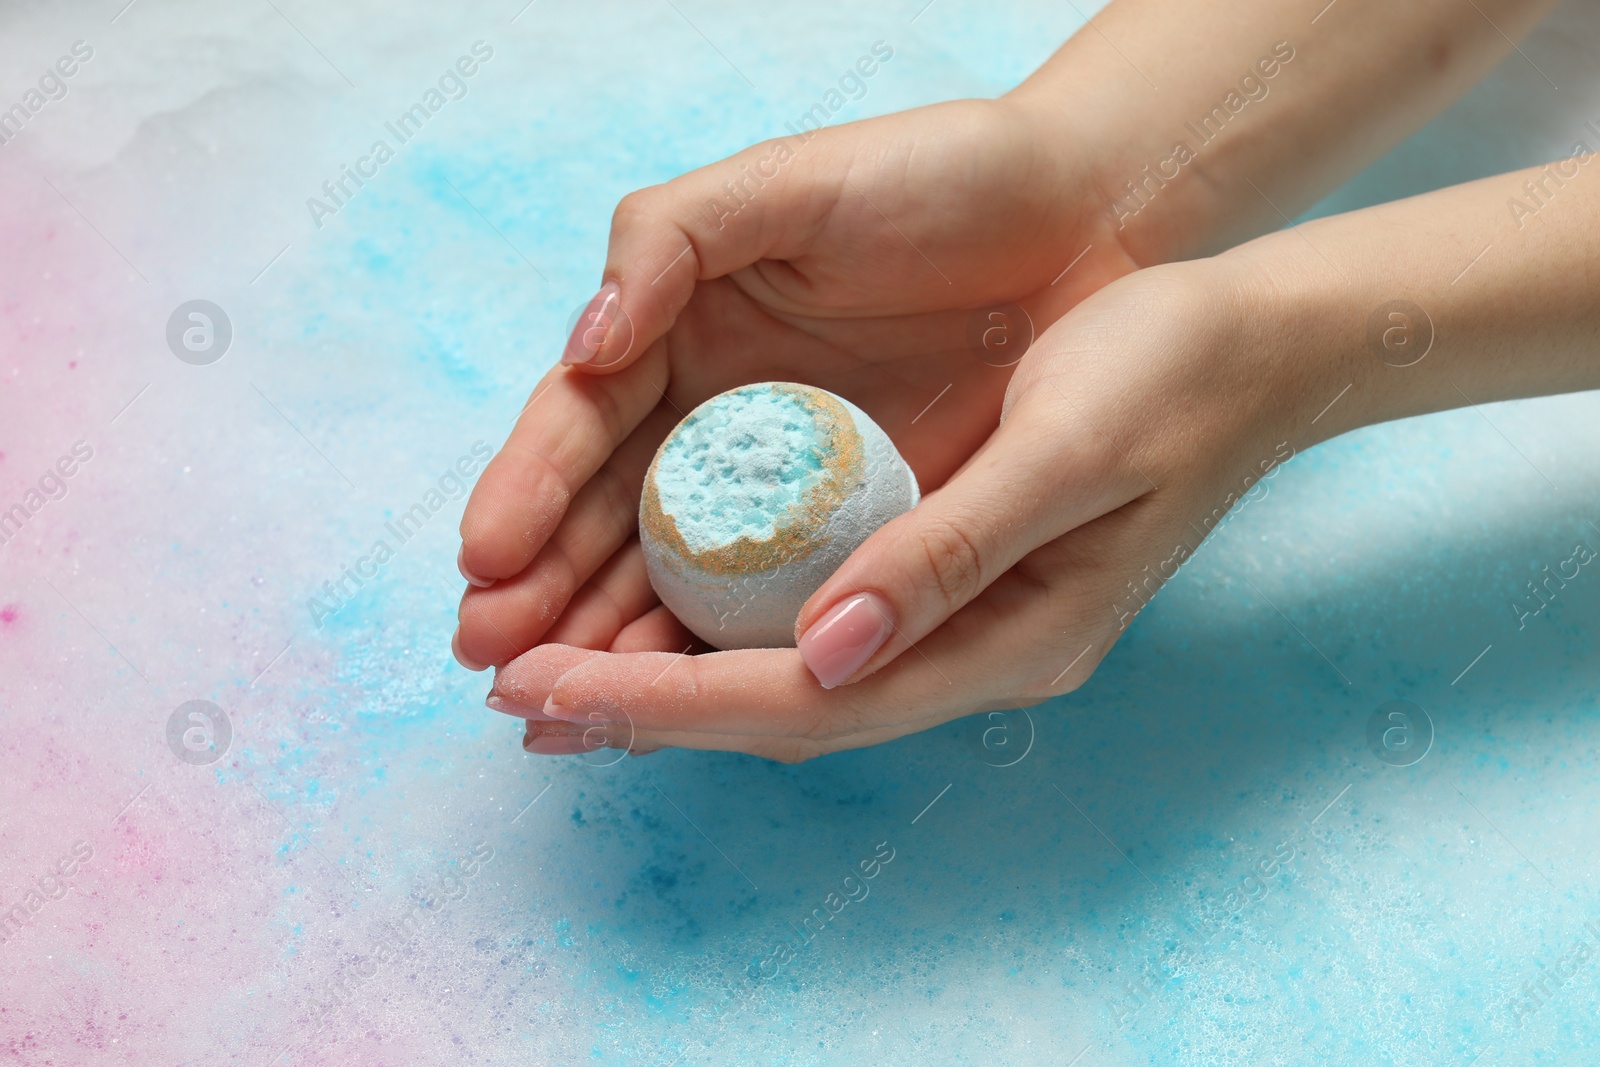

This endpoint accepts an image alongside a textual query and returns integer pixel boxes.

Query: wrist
[1002,77,1229,272]
[1210,227,1430,450]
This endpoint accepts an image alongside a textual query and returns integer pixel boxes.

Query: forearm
[1007,0,1561,265]
[1222,153,1600,441]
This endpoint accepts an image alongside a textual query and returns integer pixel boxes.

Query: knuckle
[1003,554,1110,704]
[793,685,873,744]
[578,377,631,444]
[590,461,635,524]
[674,655,704,709]
[1019,666,1084,704]
[611,188,658,228]
[1024,630,1108,704]
[764,739,829,764]
[917,517,988,610]
[1014,665,1078,705]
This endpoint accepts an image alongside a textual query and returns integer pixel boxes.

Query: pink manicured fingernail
[797,592,894,689]
[522,731,598,756]
[541,695,597,726]
[458,545,494,588]
[487,694,555,720]
[562,281,620,365]
[522,721,616,756]
[487,668,545,717]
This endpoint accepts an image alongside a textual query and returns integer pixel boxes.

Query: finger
[489,644,598,719]
[791,382,1144,688]
[516,720,676,758]
[503,652,823,758]
[609,604,703,655]
[485,608,703,721]
[456,405,676,667]
[459,350,668,582]
[540,540,659,651]
[545,647,816,737]
[520,500,1176,759]
[541,626,964,743]
[563,130,854,375]
[503,505,1156,758]
[521,718,882,763]
[539,504,1138,743]
[494,649,698,755]
[495,644,718,756]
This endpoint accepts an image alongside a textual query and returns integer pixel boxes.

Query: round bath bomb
[639,382,919,649]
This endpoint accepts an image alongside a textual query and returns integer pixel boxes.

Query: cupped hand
[453,97,1141,672]
[489,260,1326,762]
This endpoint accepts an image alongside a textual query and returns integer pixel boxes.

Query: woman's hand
[490,260,1315,761]
[486,152,1600,761]
[452,97,1148,672]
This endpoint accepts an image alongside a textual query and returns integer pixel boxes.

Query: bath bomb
[639,383,919,649]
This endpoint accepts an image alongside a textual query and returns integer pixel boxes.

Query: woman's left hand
[492,260,1321,760]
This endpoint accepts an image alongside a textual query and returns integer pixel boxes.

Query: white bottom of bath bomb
[639,383,918,649]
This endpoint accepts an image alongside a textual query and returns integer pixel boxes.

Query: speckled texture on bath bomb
[639,382,919,649]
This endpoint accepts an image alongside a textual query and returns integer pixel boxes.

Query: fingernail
[562,281,620,365]
[522,723,613,756]
[797,592,894,689]
[452,629,488,672]
[522,731,601,756]
[458,546,494,588]
[541,695,598,726]
[487,694,549,720]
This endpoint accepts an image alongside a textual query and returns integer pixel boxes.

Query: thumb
[792,389,1142,688]
[560,129,841,373]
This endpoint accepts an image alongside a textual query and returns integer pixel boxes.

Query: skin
[456,0,1589,760]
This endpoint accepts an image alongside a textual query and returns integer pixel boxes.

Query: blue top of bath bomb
[654,386,831,554]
